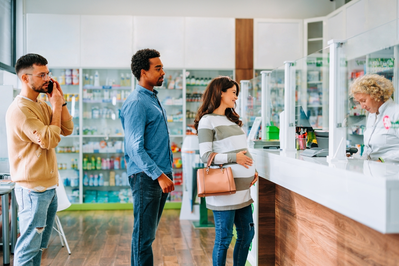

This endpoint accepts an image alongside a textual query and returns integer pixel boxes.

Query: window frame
[0,0,16,74]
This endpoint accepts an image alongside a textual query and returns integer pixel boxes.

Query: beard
[31,82,48,93]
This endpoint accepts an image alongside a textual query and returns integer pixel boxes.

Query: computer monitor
[314,131,329,149]
[296,105,329,149]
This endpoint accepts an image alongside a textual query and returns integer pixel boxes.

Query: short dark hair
[131,49,160,80]
[15,53,48,75]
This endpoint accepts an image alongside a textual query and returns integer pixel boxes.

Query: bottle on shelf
[94,71,100,86]
[96,157,102,170]
[99,173,104,186]
[89,175,94,186]
[83,157,88,170]
[84,74,90,85]
[114,157,120,170]
[110,156,114,170]
[120,73,125,86]
[190,76,196,85]
[93,174,99,186]
[110,171,116,186]
[125,74,131,86]
[83,172,89,186]
[91,156,96,169]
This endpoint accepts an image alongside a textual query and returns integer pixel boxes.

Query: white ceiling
[24,0,337,19]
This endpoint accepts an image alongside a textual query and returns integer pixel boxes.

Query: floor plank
[0,209,237,265]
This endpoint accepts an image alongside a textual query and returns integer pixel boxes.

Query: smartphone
[47,80,54,94]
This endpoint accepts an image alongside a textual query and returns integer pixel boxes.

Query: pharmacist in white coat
[351,74,399,163]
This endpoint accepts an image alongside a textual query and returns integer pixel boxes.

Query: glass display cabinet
[42,68,81,203]
[344,18,398,153]
[269,65,285,129]
[293,47,330,151]
[80,68,132,204]
[185,69,234,135]
[155,69,185,202]
[240,75,262,137]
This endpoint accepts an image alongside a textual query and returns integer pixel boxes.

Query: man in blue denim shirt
[120,49,174,266]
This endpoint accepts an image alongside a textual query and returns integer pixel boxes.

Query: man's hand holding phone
[47,79,64,109]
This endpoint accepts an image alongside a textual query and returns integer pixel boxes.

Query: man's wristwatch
[62,102,67,107]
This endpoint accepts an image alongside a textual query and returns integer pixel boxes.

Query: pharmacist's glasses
[26,72,52,80]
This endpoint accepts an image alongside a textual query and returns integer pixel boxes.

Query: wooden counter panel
[275,185,399,266]
[258,178,275,265]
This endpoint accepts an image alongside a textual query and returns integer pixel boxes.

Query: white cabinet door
[26,14,80,67]
[184,17,235,69]
[254,20,303,69]
[134,16,184,69]
[346,0,366,39]
[80,15,133,68]
[367,0,396,29]
[327,11,345,41]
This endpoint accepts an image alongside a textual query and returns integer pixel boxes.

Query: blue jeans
[212,205,255,266]
[129,172,171,266]
[14,185,58,266]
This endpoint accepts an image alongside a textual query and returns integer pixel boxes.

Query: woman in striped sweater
[194,76,258,266]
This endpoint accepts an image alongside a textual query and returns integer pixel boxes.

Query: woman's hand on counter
[236,150,253,169]
[250,172,258,187]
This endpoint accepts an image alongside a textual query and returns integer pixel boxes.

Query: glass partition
[293,47,330,150]
[269,65,285,129]
[343,18,399,152]
[241,75,262,137]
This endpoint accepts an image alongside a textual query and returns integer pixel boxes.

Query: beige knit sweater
[6,96,74,191]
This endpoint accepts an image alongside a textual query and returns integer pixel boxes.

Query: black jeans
[129,172,172,266]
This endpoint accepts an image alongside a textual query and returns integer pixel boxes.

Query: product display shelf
[185,69,234,135]
[155,69,185,202]
[269,68,285,128]
[51,67,235,209]
[346,48,395,148]
[343,19,399,154]
[298,50,329,131]
[242,75,262,136]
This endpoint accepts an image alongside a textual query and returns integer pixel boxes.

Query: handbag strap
[207,152,223,168]
[207,153,217,167]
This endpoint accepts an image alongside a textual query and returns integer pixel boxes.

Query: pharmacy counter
[250,148,399,265]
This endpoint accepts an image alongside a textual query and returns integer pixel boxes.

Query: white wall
[24,0,335,19]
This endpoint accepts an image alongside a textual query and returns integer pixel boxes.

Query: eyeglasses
[26,72,52,80]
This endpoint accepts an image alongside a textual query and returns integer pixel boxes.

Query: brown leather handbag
[197,152,236,197]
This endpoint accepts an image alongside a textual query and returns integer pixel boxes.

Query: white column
[327,39,347,162]
[240,80,250,135]
[393,45,399,104]
[261,71,272,141]
[281,61,296,151]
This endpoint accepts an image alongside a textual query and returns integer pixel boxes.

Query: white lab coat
[364,98,399,163]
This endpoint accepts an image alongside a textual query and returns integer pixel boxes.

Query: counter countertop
[250,148,399,234]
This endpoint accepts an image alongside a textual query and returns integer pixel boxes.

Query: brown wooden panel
[258,178,276,265]
[235,69,254,84]
[236,19,254,70]
[275,185,399,266]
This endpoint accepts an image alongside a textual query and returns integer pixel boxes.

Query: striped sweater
[197,114,255,210]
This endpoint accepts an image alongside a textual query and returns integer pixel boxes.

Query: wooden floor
[0,209,235,266]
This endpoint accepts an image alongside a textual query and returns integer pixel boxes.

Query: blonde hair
[350,74,394,102]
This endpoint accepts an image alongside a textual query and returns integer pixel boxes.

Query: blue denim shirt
[120,85,173,180]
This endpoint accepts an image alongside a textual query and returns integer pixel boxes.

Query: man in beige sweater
[6,54,74,265]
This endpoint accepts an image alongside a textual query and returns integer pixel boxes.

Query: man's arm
[49,79,74,135]
[122,100,164,179]
[47,80,64,129]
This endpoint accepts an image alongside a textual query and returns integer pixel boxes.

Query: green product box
[266,126,279,140]
[97,196,108,203]
[108,197,120,203]
[97,191,109,197]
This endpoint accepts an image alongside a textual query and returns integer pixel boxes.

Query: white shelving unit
[47,67,233,206]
